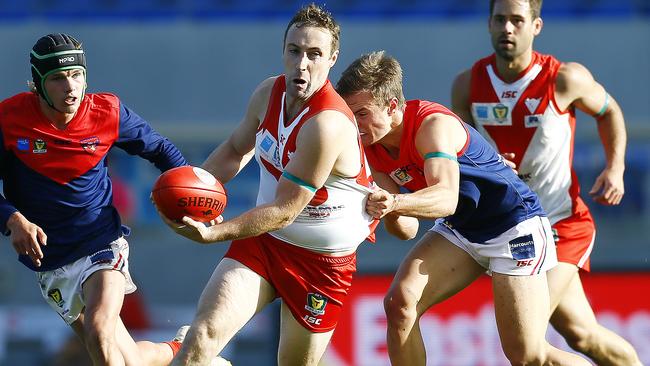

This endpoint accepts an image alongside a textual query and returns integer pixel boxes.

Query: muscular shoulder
[305,110,356,140]
[416,112,466,153]
[555,62,595,96]
[450,69,473,124]
[451,68,472,98]
[248,76,278,121]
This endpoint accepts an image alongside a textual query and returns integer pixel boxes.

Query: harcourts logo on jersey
[509,234,535,260]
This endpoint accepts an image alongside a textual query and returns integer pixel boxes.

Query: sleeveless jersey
[469,52,590,225]
[0,92,186,271]
[254,76,377,253]
[365,100,544,243]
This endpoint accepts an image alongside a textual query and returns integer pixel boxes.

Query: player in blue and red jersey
[337,51,591,365]
[0,33,194,366]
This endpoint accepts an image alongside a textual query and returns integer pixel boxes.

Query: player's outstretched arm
[556,62,626,205]
[201,77,276,184]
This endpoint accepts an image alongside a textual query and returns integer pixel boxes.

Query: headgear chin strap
[30,33,87,109]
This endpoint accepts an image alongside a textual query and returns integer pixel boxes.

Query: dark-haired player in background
[451,0,640,364]
[0,33,200,365]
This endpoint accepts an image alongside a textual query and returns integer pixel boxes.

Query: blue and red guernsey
[0,92,186,271]
[365,100,544,242]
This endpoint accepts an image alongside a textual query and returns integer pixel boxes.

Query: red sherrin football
[152,166,227,222]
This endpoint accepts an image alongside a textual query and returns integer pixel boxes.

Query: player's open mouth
[293,78,307,85]
[64,96,77,104]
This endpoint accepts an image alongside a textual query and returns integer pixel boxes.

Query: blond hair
[336,50,405,108]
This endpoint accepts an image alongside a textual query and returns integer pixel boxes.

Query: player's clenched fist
[366,188,397,219]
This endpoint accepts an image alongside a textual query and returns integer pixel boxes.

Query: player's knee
[191,322,222,348]
[558,321,593,353]
[383,288,418,329]
[502,341,545,366]
[82,326,114,357]
[503,346,545,366]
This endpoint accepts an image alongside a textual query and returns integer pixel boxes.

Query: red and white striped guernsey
[469,51,591,225]
[254,75,377,252]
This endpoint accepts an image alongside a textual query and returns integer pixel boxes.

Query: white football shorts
[36,237,137,325]
[430,216,558,276]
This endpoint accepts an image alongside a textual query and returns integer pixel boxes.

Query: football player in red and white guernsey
[451,0,640,364]
[158,4,377,366]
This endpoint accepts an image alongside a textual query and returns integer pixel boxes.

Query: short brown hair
[283,3,340,55]
[489,0,543,19]
[336,51,405,108]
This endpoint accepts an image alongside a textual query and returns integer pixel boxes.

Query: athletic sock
[164,341,182,356]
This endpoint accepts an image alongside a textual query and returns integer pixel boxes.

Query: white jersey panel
[254,91,375,253]
[518,103,574,224]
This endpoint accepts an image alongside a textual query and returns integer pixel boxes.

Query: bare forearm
[393,186,457,219]
[205,204,296,243]
[597,101,626,171]
[384,214,419,240]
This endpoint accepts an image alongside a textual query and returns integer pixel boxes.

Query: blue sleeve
[114,102,188,172]
[0,128,18,235]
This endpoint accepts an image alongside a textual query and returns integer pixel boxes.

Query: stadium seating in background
[0,0,647,19]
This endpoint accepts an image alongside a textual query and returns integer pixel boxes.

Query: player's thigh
[550,271,598,335]
[388,231,485,314]
[278,301,334,366]
[82,269,126,327]
[492,272,550,348]
[546,261,580,312]
[193,257,276,332]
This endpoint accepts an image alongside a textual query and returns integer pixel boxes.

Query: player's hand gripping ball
[152,166,227,222]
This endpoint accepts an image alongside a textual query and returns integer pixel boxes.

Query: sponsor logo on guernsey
[471,103,512,126]
[80,136,100,153]
[305,293,328,316]
[390,167,413,185]
[501,90,518,99]
[302,204,344,219]
[509,234,536,260]
[524,114,544,128]
[259,131,282,169]
[17,138,30,151]
[492,104,509,121]
[33,139,47,153]
[48,289,64,307]
[524,97,541,113]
